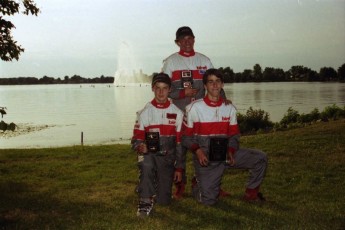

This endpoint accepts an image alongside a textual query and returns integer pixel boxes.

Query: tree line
[1,63,345,85]
[0,75,114,85]
[218,63,345,83]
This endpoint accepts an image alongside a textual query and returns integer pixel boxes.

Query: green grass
[1,120,345,229]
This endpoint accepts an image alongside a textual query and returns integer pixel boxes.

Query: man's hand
[195,148,208,166]
[185,87,198,97]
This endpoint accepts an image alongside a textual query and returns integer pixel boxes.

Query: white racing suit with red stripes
[182,96,268,205]
[162,50,214,111]
[132,99,184,205]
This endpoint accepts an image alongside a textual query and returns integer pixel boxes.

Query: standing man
[162,26,229,199]
[182,68,268,205]
[131,73,184,217]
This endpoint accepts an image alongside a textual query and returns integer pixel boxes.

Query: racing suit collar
[178,49,195,57]
[151,99,171,109]
[203,96,223,107]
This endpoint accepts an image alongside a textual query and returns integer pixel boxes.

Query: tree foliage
[0,0,40,61]
[216,63,344,83]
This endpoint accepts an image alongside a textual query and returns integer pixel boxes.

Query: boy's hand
[227,152,235,166]
[185,87,198,97]
[174,171,182,183]
[137,143,148,154]
[195,148,208,166]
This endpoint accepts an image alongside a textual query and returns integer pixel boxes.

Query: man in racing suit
[182,68,268,205]
[132,73,184,217]
[162,26,230,199]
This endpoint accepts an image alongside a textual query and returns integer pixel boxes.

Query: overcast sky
[1,0,344,78]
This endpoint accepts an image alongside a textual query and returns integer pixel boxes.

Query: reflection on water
[224,82,345,122]
[0,82,344,148]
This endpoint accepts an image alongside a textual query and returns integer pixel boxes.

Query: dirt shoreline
[0,123,55,139]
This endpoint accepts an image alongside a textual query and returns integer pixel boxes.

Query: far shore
[0,123,55,139]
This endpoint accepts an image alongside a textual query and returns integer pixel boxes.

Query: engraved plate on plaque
[209,138,228,162]
[145,132,160,153]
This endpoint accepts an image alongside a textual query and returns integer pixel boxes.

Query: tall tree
[253,64,263,81]
[319,67,337,81]
[0,0,40,61]
[223,66,234,83]
[337,63,345,81]
[262,67,275,81]
[289,65,311,81]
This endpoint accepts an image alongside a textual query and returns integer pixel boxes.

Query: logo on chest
[167,113,177,124]
[222,116,230,121]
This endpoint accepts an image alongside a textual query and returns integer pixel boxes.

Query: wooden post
[81,132,84,146]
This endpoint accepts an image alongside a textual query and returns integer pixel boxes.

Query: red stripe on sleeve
[229,124,240,136]
[133,129,145,141]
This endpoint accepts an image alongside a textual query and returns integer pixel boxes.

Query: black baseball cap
[152,73,171,87]
[175,26,195,41]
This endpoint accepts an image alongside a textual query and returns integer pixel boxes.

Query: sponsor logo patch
[222,116,230,121]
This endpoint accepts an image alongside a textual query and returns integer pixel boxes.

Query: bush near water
[238,104,345,135]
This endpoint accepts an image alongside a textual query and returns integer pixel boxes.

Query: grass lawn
[0,120,344,229]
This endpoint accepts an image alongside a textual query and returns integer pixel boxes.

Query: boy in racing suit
[182,68,268,205]
[131,73,184,217]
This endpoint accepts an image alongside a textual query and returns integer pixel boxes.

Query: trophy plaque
[209,138,228,162]
[181,70,193,88]
[145,132,160,153]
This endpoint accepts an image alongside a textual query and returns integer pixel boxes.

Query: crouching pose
[131,73,185,217]
[182,68,268,205]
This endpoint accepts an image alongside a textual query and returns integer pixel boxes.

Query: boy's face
[204,74,224,98]
[152,82,171,103]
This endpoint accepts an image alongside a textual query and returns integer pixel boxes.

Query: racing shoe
[243,191,266,202]
[242,187,266,202]
[136,199,153,218]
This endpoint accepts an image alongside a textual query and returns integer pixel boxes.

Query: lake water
[1,82,344,148]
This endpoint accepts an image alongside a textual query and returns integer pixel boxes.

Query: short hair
[151,73,171,88]
[202,68,224,85]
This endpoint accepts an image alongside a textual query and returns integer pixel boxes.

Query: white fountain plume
[114,41,150,87]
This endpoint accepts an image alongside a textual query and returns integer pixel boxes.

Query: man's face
[204,74,224,98]
[152,82,171,103]
[176,35,195,52]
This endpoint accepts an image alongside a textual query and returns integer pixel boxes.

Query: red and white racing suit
[162,50,214,111]
[132,99,184,204]
[183,96,268,205]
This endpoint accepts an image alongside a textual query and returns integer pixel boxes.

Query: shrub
[320,104,345,120]
[280,107,300,126]
[298,108,320,123]
[237,107,274,134]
